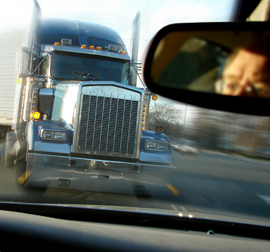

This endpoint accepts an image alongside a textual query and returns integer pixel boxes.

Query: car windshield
[2,0,270,229]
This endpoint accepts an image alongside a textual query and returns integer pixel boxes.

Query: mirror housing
[39,88,54,114]
[143,22,270,116]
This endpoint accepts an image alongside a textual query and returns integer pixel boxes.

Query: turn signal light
[152,94,158,101]
[156,125,163,133]
[33,112,40,119]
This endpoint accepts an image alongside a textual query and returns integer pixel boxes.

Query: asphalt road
[0,150,270,223]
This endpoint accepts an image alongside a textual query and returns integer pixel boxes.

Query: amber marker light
[89,45,95,50]
[121,51,126,55]
[156,125,164,133]
[33,112,40,119]
[152,94,158,101]
[81,44,87,49]
[157,127,162,132]
[96,46,102,51]
[54,42,60,46]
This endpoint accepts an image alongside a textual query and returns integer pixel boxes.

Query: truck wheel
[14,142,35,192]
[4,149,14,168]
[4,132,16,168]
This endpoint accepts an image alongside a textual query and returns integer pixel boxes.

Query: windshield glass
[3,0,270,229]
[51,52,129,83]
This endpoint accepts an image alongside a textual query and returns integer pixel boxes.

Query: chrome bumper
[25,153,175,194]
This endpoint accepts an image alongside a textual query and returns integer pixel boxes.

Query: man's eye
[255,87,265,92]
[253,84,270,93]
[225,83,238,91]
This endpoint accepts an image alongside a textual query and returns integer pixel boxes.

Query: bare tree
[149,103,181,125]
[148,103,183,140]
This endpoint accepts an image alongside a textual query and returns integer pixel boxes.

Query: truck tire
[4,149,14,168]
[15,140,29,191]
[4,132,16,168]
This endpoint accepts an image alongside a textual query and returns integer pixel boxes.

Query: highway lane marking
[257,195,270,205]
[166,183,179,196]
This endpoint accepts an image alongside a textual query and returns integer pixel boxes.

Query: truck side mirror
[39,88,54,114]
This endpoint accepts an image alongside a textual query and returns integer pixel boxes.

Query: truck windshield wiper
[74,71,99,80]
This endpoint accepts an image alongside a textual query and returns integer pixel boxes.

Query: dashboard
[0,210,269,251]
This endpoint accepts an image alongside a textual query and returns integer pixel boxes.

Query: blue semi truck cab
[12,17,175,193]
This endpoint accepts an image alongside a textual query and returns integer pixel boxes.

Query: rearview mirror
[143,22,270,116]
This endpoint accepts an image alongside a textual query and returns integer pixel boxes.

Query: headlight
[40,129,67,141]
[145,141,168,151]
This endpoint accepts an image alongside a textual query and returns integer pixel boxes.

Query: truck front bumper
[25,152,176,195]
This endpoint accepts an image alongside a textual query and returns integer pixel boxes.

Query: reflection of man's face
[221,48,270,98]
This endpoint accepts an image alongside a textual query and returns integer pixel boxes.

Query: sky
[37,0,238,61]
[0,0,238,61]
[0,0,239,123]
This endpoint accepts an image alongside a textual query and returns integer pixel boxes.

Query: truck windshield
[51,51,129,84]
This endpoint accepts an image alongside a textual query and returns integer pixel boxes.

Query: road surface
[0,150,270,223]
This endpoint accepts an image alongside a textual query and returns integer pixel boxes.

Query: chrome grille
[78,94,139,157]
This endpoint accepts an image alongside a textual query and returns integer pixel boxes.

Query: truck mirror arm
[130,62,146,89]
[31,54,49,75]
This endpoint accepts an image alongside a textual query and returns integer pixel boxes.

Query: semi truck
[1,1,175,194]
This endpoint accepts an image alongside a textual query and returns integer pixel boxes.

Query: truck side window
[40,56,49,76]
